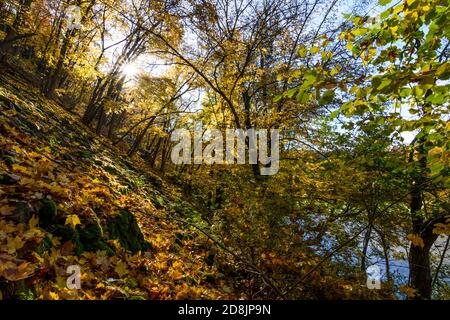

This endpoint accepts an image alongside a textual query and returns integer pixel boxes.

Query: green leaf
[298,45,307,58]
[351,28,367,37]
[377,78,392,90]
[310,47,320,54]
[286,88,297,99]
[399,88,411,97]
[378,0,392,6]
[330,110,339,119]
[319,90,335,105]
[273,94,283,103]
[296,90,310,104]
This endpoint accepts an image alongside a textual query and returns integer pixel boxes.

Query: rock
[5,201,32,224]
[38,198,57,226]
[0,171,20,185]
[107,210,152,253]
[78,219,114,255]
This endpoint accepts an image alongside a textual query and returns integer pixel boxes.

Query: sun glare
[121,62,140,78]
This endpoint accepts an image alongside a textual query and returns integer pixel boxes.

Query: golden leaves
[407,233,425,248]
[0,260,35,281]
[6,236,25,254]
[0,88,229,300]
[433,219,450,236]
[399,284,417,299]
[0,214,45,282]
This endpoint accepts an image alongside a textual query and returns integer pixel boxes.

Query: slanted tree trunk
[45,0,96,98]
[0,0,33,56]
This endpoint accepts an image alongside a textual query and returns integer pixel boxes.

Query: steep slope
[0,65,233,299]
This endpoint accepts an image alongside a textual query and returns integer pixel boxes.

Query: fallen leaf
[65,215,81,229]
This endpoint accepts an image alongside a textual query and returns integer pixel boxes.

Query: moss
[14,281,35,300]
[202,273,216,284]
[2,154,15,166]
[104,164,119,175]
[153,195,165,209]
[36,236,53,255]
[78,221,103,242]
[39,198,57,226]
[107,210,152,253]
[53,224,84,254]
[53,222,115,256]
[125,278,138,288]
[77,221,114,256]
[78,149,93,159]
[17,288,35,300]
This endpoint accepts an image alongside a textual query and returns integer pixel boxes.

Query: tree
[335,0,449,299]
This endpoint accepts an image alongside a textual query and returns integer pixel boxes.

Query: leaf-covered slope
[0,67,233,300]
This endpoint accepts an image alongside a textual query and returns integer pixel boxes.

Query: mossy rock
[77,221,114,255]
[77,149,93,159]
[48,210,149,256]
[53,224,84,254]
[0,280,35,300]
[107,210,152,253]
[104,164,120,175]
[39,198,57,226]
[15,282,35,300]
[36,236,53,255]
[53,222,114,256]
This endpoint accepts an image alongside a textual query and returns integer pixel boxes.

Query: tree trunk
[407,130,437,299]
[408,219,438,299]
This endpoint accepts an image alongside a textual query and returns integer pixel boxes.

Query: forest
[0,0,448,301]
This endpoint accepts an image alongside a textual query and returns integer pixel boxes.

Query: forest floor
[0,63,236,299]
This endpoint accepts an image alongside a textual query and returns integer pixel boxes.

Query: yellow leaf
[407,233,425,248]
[310,46,320,54]
[29,215,39,230]
[49,292,60,300]
[399,284,417,298]
[433,222,450,236]
[65,215,81,229]
[428,147,442,157]
[18,177,34,186]
[114,260,129,277]
[7,236,25,254]
[342,284,353,291]
[12,164,29,175]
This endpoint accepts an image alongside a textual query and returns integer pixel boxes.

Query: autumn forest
[0,0,449,301]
